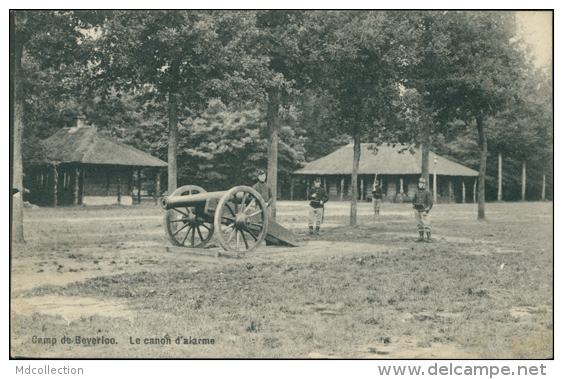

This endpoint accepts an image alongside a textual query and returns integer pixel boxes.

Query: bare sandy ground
[10,201,552,358]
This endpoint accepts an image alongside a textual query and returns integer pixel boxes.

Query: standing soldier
[412,177,433,242]
[372,178,383,215]
[308,177,329,235]
[252,170,273,218]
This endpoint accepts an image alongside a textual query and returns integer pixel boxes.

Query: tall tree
[10,13,24,243]
[403,11,530,219]
[254,11,355,218]
[487,66,553,202]
[319,11,402,225]
[94,11,262,193]
[11,10,101,243]
[389,11,450,183]
[254,11,307,219]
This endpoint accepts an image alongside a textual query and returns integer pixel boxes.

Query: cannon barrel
[161,191,228,210]
[161,190,253,210]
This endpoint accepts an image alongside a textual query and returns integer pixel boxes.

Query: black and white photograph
[9,8,553,366]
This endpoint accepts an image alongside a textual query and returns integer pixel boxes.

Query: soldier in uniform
[307,177,329,235]
[252,170,273,217]
[412,177,433,242]
[372,179,383,215]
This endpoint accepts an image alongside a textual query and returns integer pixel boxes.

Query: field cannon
[161,185,304,254]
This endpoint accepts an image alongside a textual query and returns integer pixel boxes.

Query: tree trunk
[11,14,24,243]
[167,59,180,193]
[497,153,503,201]
[350,124,361,226]
[421,123,430,184]
[476,115,487,220]
[266,87,280,220]
[521,161,526,201]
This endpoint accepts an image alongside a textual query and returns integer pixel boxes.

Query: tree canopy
[13,10,552,225]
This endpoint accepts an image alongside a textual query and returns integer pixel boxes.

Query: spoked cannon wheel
[214,186,268,254]
[164,185,214,248]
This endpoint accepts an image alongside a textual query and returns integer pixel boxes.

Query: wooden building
[291,143,479,203]
[25,116,167,206]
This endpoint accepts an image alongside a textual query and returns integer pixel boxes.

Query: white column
[290,177,294,201]
[462,180,466,204]
[433,156,438,202]
[74,166,80,205]
[542,173,546,201]
[53,165,58,207]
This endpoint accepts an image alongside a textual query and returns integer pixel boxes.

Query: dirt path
[11,239,390,292]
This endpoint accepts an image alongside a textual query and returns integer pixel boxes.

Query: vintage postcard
[10,10,553,367]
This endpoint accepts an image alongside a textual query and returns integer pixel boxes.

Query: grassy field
[10,200,553,358]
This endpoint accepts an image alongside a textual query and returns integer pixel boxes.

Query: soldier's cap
[314,177,322,183]
[258,170,266,175]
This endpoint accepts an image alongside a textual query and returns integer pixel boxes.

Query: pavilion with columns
[291,143,479,203]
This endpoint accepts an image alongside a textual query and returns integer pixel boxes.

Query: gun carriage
[161,185,304,254]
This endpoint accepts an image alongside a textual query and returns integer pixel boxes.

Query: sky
[515,11,553,70]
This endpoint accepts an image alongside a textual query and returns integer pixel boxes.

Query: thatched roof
[40,126,167,167]
[294,143,478,177]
